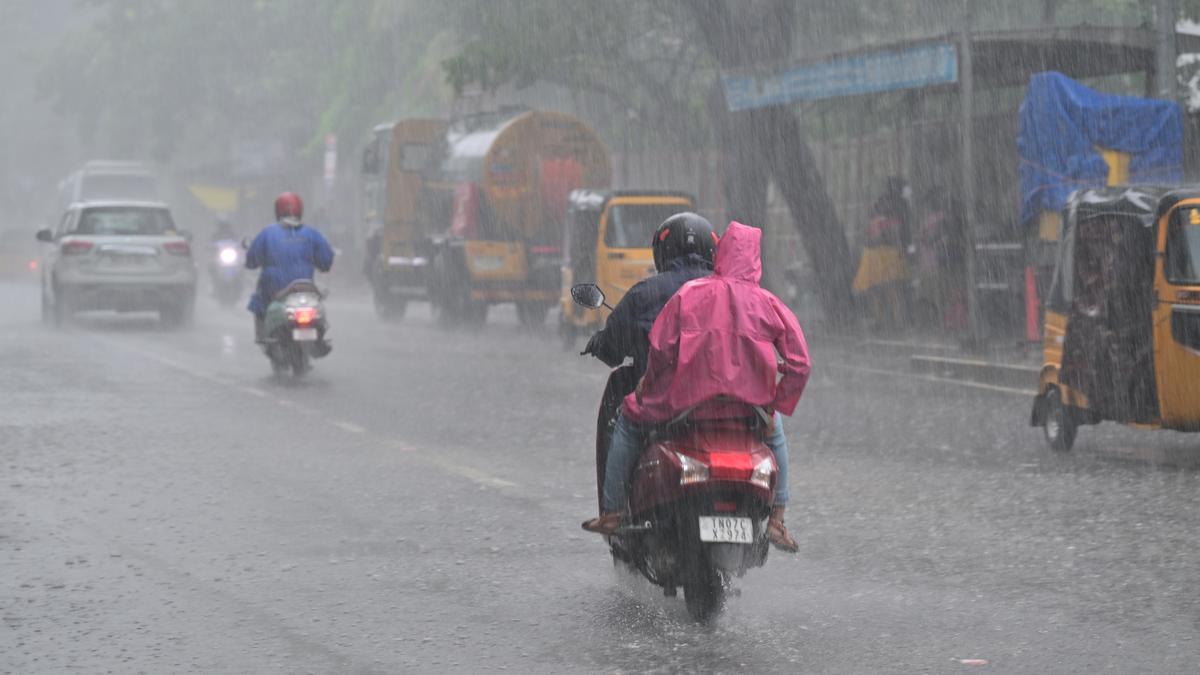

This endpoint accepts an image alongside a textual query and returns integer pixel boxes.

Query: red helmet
[274,192,304,226]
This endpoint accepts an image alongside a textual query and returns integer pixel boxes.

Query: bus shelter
[722,25,1200,342]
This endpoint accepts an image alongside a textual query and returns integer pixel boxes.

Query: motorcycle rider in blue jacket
[245,192,335,343]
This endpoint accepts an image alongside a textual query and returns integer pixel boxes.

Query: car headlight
[674,452,709,486]
[750,457,775,490]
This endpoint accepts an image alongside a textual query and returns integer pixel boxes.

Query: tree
[39,0,456,163]
[442,0,712,147]
[443,0,857,321]
[686,0,855,320]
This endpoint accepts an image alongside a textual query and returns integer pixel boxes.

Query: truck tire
[430,250,486,330]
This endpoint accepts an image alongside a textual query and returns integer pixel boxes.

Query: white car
[37,201,197,327]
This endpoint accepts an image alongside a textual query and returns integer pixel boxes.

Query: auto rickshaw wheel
[1042,388,1077,451]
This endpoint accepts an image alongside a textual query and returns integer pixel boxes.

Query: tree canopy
[39,0,456,163]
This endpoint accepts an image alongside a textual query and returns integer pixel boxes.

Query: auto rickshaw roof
[566,189,695,212]
[1069,185,1200,229]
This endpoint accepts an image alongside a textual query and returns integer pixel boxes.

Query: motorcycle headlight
[674,452,709,486]
[218,247,239,265]
[750,457,775,490]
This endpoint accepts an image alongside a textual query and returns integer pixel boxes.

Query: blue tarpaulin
[1018,71,1183,227]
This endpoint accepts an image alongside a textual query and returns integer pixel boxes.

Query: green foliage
[40,0,455,162]
[33,0,1191,166]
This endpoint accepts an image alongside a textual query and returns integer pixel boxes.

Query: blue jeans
[601,412,790,512]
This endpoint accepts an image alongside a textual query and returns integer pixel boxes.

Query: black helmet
[652,212,717,272]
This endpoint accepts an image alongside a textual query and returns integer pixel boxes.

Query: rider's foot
[767,506,799,553]
[581,512,621,535]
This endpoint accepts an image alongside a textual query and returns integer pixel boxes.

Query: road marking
[332,420,366,434]
[423,455,518,488]
[91,334,524,491]
[827,362,1037,397]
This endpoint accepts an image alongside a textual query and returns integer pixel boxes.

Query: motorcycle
[572,283,778,622]
[210,239,244,307]
[261,280,330,377]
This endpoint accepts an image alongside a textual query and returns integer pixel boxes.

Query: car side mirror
[571,283,605,309]
[35,229,53,243]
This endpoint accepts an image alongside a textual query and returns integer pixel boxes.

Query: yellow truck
[361,119,447,319]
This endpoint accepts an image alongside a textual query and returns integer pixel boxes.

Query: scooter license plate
[292,328,318,341]
[697,516,753,543]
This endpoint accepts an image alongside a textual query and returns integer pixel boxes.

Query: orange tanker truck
[363,108,612,327]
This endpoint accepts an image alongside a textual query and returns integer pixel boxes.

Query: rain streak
[3,1,1200,672]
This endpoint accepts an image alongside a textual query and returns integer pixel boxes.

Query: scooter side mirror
[571,283,605,309]
[240,236,252,250]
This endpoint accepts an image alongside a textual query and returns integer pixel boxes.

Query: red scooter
[572,284,778,622]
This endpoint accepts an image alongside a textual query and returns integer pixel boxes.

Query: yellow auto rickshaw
[1032,185,1200,450]
[558,189,695,347]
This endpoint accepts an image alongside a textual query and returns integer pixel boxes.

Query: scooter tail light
[750,457,776,490]
[674,451,709,485]
[61,240,94,255]
[291,307,317,325]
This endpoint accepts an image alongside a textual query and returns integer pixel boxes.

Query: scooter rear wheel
[683,562,724,623]
[288,345,309,377]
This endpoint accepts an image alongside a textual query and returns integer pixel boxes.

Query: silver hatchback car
[37,201,198,327]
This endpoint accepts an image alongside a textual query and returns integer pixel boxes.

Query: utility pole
[960,1,981,346]
[1156,0,1178,100]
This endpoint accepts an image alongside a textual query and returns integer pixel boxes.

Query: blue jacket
[583,253,712,379]
[245,222,335,315]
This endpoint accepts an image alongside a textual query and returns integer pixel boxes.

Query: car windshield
[1166,206,1200,284]
[604,203,689,248]
[73,207,175,236]
[80,174,158,201]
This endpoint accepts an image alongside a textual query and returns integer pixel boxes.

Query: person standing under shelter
[853,176,913,330]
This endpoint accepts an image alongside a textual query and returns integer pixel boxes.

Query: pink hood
[622,221,811,424]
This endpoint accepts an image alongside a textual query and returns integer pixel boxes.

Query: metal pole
[1156,0,1178,100]
[959,29,981,345]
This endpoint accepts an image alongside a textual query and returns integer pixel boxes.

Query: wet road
[2,279,1199,673]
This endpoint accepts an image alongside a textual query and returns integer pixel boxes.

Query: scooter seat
[274,279,322,299]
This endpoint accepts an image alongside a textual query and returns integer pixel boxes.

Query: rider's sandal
[767,513,799,553]
[581,512,622,535]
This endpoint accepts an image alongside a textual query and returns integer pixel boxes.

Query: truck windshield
[80,174,158,201]
[1166,207,1200,284]
[605,203,689,248]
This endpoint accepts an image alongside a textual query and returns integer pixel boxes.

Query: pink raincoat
[622,221,811,424]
